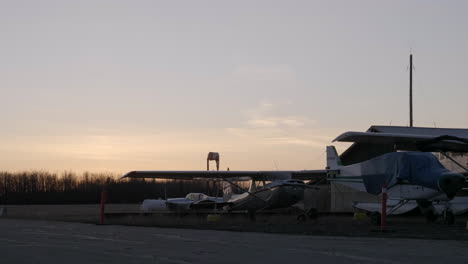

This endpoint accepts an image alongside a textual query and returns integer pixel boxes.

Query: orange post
[381,183,387,230]
[100,189,106,225]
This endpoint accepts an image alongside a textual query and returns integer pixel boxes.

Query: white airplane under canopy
[331,126,468,224]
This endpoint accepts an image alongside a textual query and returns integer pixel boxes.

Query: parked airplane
[141,193,225,212]
[329,131,468,224]
[122,171,325,219]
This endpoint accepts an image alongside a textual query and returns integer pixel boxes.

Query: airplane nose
[438,173,465,199]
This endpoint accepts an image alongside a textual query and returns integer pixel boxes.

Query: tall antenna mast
[409,54,413,127]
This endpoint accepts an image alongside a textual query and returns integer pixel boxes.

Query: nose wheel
[422,209,437,223]
[297,214,307,222]
[444,210,455,225]
[248,210,256,221]
[439,201,455,225]
[420,201,455,225]
[296,208,319,222]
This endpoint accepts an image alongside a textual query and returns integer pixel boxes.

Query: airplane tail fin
[222,182,232,202]
[326,145,342,170]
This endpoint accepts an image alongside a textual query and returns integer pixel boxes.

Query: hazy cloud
[263,137,325,147]
[232,64,296,81]
[226,101,325,148]
[244,101,314,128]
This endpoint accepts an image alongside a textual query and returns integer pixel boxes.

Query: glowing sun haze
[1,1,467,173]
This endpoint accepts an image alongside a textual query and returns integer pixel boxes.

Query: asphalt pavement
[1,218,468,264]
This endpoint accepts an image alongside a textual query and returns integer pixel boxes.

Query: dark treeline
[0,171,228,205]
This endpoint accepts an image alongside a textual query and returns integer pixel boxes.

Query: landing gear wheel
[424,211,438,223]
[297,214,306,222]
[306,208,318,219]
[248,210,256,221]
[370,212,381,225]
[445,211,455,225]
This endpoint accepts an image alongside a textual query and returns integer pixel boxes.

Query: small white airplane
[141,193,226,212]
[329,131,468,224]
[122,171,325,219]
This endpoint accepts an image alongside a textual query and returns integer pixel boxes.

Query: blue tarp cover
[360,152,449,194]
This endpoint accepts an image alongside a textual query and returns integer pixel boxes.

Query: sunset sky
[1,0,467,173]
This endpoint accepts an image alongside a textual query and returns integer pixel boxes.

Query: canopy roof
[339,126,468,165]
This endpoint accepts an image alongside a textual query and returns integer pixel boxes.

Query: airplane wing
[122,170,327,181]
[333,132,468,152]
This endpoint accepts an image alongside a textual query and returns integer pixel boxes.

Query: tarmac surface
[1,218,468,264]
[4,204,468,240]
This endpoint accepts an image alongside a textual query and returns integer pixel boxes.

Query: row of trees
[0,171,227,204]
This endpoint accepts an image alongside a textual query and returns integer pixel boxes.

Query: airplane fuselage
[328,150,464,202]
[227,180,305,212]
